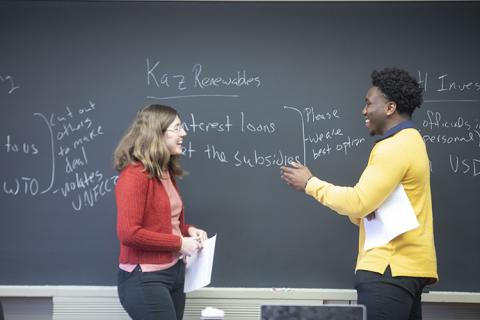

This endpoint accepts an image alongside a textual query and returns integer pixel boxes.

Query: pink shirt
[119,171,184,272]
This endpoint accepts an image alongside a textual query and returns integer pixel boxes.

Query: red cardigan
[115,163,192,264]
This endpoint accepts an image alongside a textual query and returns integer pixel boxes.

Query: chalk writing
[192,63,261,89]
[3,93,478,214]
[423,110,473,131]
[70,174,118,211]
[303,107,341,123]
[305,128,343,144]
[312,144,332,159]
[418,108,480,178]
[233,149,300,168]
[46,100,116,211]
[423,132,476,145]
[421,110,480,148]
[177,106,365,170]
[311,136,367,159]
[183,113,233,133]
[449,154,480,177]
[418,71,480,103]
[335,136,366,155]
[240,112,276,134]
[283,105,364,165]
[3,177,39,196]
[0,74,20,94]
[33,112,56,194]
[181,141,196,159]
[146,59,261,99]
[1,101,117,212]
[204,144,228,163]
[56,170,102,198]
[3,135,38,155]
[437,74,480,93]
[283,105,307,164]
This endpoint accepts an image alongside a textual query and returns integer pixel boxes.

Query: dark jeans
[117,261,186,320]
[355,266,431,320]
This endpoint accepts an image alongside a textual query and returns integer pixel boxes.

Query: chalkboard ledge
[1,286,479,302]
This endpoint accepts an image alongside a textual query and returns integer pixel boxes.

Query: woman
[113,104,207,320]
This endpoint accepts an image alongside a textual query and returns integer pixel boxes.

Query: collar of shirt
[376,120,416,143]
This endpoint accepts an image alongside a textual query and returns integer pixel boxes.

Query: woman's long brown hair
[113,104,184,179]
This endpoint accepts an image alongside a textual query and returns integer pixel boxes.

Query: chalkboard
[1,1,479,292]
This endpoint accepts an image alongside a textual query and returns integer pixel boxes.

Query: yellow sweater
[306,127,438,281]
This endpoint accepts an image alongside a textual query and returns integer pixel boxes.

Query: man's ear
[385,101,397,116]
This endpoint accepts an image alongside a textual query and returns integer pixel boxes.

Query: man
[281,68,437,320]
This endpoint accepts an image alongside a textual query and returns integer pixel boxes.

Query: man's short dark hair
[371,67,423,117]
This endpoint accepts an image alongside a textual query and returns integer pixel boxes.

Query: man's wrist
[304,175,314,190]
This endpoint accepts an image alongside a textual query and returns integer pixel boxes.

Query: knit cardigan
[115,163,192,264]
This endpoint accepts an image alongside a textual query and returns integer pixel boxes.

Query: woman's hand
[180,237,201,256]
[188,226,208,245]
